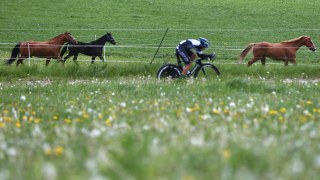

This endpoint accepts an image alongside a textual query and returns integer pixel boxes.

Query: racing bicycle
[157,52,220,80]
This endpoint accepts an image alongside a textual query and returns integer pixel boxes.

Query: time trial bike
[157,52,220,80]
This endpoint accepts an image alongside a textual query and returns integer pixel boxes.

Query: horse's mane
[282,36,307,43]
[50,34,65,40]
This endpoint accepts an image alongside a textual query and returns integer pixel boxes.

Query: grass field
[1,0,320,180]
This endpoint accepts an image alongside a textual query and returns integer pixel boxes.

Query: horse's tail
[6,42,21,64]
[59,43,70,58]
[238,43,255,64]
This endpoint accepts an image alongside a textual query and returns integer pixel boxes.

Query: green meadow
[0,0,320,180]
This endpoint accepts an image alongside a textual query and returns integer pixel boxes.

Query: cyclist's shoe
[175,74,187,81]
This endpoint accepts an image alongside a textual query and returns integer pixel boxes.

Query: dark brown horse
[6,32,77,66]
[60,32,116,64]
[238,36,316,66]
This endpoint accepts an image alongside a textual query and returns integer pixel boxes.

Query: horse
[59,32,116,64]
[6,32,78,66]
[238,36,316,66]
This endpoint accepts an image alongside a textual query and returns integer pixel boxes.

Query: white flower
[303,110,309,115]
[20,95,26,101]
[120,102,126,107]
[229,102,236,107]
[42,163,57,180]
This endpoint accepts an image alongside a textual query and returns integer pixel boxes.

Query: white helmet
[199,37,210,48]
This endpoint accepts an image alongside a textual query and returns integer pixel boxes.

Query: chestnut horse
[6,32,77,66]
[238,36,316,66]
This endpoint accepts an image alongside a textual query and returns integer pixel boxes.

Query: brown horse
[6,32,78,66]
[238,36,316,66]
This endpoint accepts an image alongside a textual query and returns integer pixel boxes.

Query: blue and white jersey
[176,39,204,55]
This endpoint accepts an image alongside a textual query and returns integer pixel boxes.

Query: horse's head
[65,32,78,45]
[106,32,116,45]
[306,36,316,51]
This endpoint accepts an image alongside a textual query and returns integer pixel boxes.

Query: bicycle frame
[175,53,211,77]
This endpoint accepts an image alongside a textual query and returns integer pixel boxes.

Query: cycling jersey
[176,39,211,64]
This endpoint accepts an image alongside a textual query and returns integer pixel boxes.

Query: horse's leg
[46,57,51,66]
[73,53,78,62]
[63,53,72,63]
[248,57,261,66]
[261,56,266,66]
[91,56,96,64]
[16,56,26,66]
[98,55,104,63]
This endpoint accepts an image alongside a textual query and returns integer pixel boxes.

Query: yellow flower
[279,108,286,113]
[214,109,220,114]
[64,118,71,123]
[3,110,8,113]
[45,149,53,155]
[53,116,58,120]
[83,114,89,118]
[40,107,44,110]
[306,101,312,104]
[223,109,230,114]
[16,123,21,128]
[243,124,248,129]
[269,110,278,115]
[222,149,231,158]
[29,117,33,121]
[0,122,4,128]
[54,146,64,156]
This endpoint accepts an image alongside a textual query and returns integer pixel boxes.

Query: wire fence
[0,28,319,65]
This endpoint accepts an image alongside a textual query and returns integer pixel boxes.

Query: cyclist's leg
[177,48,192,75]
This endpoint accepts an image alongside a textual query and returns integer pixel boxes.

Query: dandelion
[269,110,278,115]
[222,149,231,158]
[64,118,71,123]
[53,116,58,120]
[45,149,53,155]
[279,108,286,113]
[0,122,4,127]
[54,146,64,156]
[306,101,312,104]
[223,109,230,114]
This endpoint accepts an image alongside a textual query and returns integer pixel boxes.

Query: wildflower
[279,108,286,113]
[0,122,4,128]
[64,118,71,123]
[53,116,58,120]
[20,95,26,101]
[268,110,278,115]
[54,146,64,156]
[222,149,231,158]
[120,102,126,107]
[45,149,53,155]
[223,109,230,114]
[16,122,21,127]
[306,101,312,104]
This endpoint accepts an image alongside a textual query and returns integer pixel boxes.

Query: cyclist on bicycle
[176,37,215,77]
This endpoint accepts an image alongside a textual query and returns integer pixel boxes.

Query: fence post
[28,43,30,66]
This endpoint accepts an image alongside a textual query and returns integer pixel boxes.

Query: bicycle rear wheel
[157,64,181,80]
[194,64,220,79]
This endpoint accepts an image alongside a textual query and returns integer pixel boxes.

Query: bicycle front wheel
[194,64,220,79]
[157,64,181,80]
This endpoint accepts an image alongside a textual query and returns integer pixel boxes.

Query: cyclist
[176,37,215,77]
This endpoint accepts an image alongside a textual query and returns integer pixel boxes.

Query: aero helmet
[199,37,210,48]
